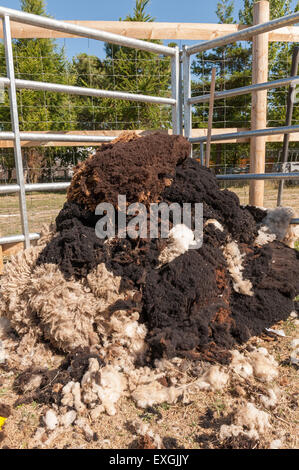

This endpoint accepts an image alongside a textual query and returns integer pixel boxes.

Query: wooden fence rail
[0,20,299,42]
[1,128,299,148]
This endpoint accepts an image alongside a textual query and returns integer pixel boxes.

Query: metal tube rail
[0,77,176,106]
[171,47,180,134]
[0,233,40,245]
[216,172,299,181]
[1,173,298,195]
[0,184,20,194]
[189,75,299,105]
[182,47,192,155]
[186,10,299,56]
[0,132,116,143]
[0,6,175,56]
[190,125,299,143]
[0,182,70,195]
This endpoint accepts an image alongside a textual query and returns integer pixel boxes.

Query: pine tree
[191,0,252,166]
[191,0,297,167]
[104,0,172,130]
[72,0,172,131]
[0,0,77,182]
[239,0,297,161]
[71,53,107,130]
[14,0,76,133]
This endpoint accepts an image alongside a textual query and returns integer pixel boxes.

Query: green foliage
[21,0,46,15]
[0,0,76,135]
[72,0,172,131]
[14,0,76,132]
[125,0,154,22]
[191,0,298,166]
[216,0,235,23]
[0,0,80,180]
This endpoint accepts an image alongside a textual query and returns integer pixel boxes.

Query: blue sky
[1,0,298,59]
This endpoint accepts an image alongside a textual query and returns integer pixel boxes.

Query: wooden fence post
[249,0,270,207]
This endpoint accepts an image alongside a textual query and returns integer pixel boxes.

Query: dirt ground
[0,313,298,450]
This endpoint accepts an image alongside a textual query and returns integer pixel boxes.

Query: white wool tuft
[44,409,59,431]
[290,348,299,365]
[60,410,77,428]
[158,224,195,266]
[108,310,148,359]
[0,340,6,364]
[169,224,195,249]
[81,359,127,416]
[219,424,259,441]
[254,226,276,246]
[195,365,229,390]
[230,350,253,379]
[133,419,163,448]
[204,219,224,232]
[260,388,279,409]
[235,402,271,433]
[284,223,299,248]
[291,339,299,349]
[222,241,254,296]
[269,439,283,449]
[220,402,271,441]
[248,348,278,383]
[95,365,127,416]
[61,381,85,413]
[132,381,181,408]
[262,206,297,247]
[75,417,94,440]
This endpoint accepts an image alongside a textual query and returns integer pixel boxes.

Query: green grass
[0,191,66,237]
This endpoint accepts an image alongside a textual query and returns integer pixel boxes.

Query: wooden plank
[2,128,299,148]
[0,21,298,42]
[2,241,25,258]
[249,1,269,207]
[0,129,172,148]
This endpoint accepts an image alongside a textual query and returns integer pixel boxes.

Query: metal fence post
[178,50,183,135]
[2,15,30,248]
[200,142,205,165]
[182,46,192,157]
[277,46,299,206]
[171,46,180,135]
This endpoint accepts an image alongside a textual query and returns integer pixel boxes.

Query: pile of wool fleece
[0,132,298,419]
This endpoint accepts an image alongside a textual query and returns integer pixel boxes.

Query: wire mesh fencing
[190,43,299,130]
[1,11,299,243]
[0,31,177,243]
